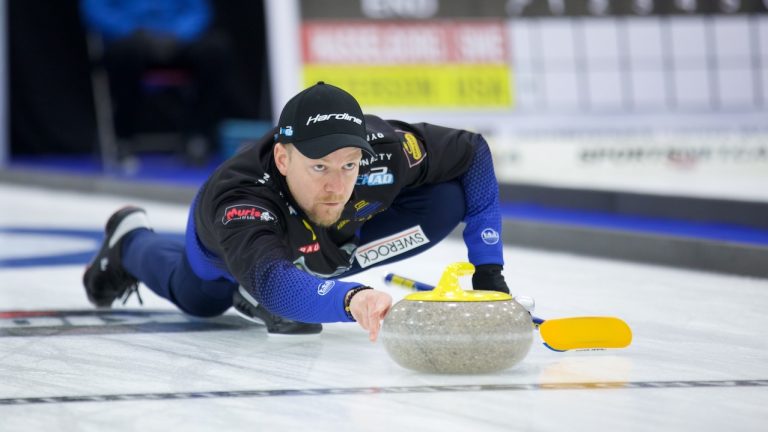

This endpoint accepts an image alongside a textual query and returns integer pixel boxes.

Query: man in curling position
[83,82,509,342]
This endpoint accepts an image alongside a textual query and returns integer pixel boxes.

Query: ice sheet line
[2,379,767,406]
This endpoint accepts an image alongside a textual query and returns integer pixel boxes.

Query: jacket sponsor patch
[401,132,426,167]
[317,280,335,296]
[354,200,382,218]
[299,242,320,254]
[481,228,500,245]
[357,167,395,186]
[221,204,276,225]
[355,225,430,268]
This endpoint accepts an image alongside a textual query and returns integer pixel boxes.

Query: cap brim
[293,133,375,159]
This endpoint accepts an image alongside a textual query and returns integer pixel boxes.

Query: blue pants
[122,181,465,317]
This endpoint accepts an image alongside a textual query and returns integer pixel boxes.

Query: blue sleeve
[460,135,504,266]
[81,0,210,41]
[246,253,360,323]
[80,0,136,40]
[202,194,359,324]
[172,0,211,41]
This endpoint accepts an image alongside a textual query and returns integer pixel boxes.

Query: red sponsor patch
[298,242,321,254]
[221,204,277,225]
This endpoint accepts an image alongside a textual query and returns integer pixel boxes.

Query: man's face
[274,143,362,227]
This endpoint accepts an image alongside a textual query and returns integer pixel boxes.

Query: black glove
[472,264,509,294]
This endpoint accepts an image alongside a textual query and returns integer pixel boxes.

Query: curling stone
[381,262,533,374]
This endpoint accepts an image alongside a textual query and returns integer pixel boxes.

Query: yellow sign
[304,65,513,108]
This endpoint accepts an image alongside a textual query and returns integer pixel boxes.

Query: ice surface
[1,184,767,431]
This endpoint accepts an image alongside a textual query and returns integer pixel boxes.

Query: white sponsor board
[490,132,768,202]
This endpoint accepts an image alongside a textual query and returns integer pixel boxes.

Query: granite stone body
[381,299,533,374]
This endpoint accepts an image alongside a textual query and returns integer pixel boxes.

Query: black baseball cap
[276,82,375,159]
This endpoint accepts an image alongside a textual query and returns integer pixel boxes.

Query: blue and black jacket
[188,115,503,323]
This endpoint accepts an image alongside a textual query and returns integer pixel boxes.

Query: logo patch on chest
[354,225,430,268]
[401,132,426,168]
[299,242,321,254]
[354,200,383,218]
[221,204,276,225]
[357,167,395,186]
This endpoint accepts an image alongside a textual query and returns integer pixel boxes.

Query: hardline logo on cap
[306,113,363,125]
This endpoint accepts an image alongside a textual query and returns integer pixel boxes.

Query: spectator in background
[81,0,242,163]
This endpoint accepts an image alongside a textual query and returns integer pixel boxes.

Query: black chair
[87,33,197,172]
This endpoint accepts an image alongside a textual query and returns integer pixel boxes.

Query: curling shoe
[233,286,323,336]
[83,206,151,307]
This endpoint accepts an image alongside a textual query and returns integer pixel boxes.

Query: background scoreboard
[266,0,768,202]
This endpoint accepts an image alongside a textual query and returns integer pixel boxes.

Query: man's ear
[274,142,290,176]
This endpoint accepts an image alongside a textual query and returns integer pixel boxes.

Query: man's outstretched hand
[349,289,392,342]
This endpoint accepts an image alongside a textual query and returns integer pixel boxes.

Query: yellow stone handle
[403,262,512,302]
[433,262,475,296]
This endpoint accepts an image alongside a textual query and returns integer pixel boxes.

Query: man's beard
[307,208,343,228]
[306,196,346,228]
